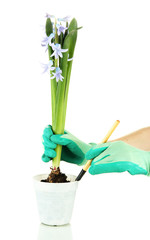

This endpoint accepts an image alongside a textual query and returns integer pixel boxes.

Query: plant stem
[52,19,63,169]
[52,145,62,168]
[48,46,56,128]
[52,79,65,168]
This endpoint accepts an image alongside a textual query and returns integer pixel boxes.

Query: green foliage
[68,18,77,32]
[45,18,78,168]
[46,18,53,36]
[63,30,77,127]
[54,26,78,134]
[48,45,57,128]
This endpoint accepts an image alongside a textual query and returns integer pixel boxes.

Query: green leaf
[65,30,77,59]
[54,29,77,134]
[52,20,78,168]
[68,18,78,32]
[46,18,53,37]
[48,45,57,129]
[77,26,83,30]
[62,30,77,127]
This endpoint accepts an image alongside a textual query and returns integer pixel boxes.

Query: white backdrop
[0,0,150,239]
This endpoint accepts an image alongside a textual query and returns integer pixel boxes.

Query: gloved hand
[86,141,150,176]
[42,125,95,165]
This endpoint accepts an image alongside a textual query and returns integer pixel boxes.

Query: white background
[0,0,150,239]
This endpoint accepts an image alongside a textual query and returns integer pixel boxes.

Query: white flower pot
[33,174,78,226]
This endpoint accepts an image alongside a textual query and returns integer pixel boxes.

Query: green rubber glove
[85,141,150,176]
[42,125,95,166]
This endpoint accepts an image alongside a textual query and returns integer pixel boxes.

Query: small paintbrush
[75,120,120,181]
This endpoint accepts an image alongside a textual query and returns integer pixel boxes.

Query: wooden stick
[75,120,120,181]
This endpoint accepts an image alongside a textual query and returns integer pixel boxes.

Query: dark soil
[41,167,69,183]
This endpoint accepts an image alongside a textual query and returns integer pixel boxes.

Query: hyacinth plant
[42,15,79,171]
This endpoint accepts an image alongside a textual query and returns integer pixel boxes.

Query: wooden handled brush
[75,120,120,181]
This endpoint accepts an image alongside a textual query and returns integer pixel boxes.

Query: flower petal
[68,57,73,61]
[45,13,55,19]
[58,16,71,22]
[61,48,68,53]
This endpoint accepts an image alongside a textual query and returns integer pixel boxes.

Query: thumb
[51,134,71,146]
[85,143,110,160]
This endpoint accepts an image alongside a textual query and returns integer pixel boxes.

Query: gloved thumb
[85,143,110,160]
[51,134,71,146]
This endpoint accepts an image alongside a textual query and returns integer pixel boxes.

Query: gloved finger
[51,134,71,146]
[85,143,110,160]
[42,154,51,163]
[89,158,147,175]
[43,125,53,139]
[89,156,116,175]
[42,135,57,149]
[127,163,148,175]
[92,154,111,165]
[44,147,56,158]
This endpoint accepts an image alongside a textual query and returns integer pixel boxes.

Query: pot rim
[33,173,77,185]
